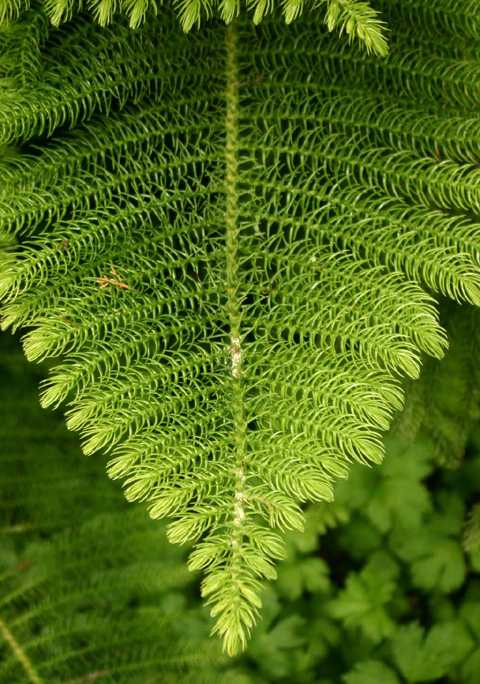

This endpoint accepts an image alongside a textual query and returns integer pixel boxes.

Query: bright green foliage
[0,336,249,684]
[0,513,234,684]
[243,606,308,681]
[276,557,330,600]
[2,338,480,682]
[280,502,349,556]
[0,337,121,535]
[244,427,480,682]
[323,433,480,683]
[459,603,480,684]
[0,0,388,54]
[1,0,480,655]
[333,437,434,533]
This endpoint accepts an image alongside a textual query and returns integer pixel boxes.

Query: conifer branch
[1,2,480,656]
[200,22,254,655]
[224,20,247,527]
[0,616,44,684]
[0,0,389,54]
[224,20,248,536]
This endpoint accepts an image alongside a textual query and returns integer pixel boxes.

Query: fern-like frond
[0,0,388,53]
[322,0,388,56]
[1,3,480,654]
[0,335,249,684]
[0,6,49,86]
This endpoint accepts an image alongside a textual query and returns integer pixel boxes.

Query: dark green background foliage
[1,0,480,659]
[1,320,479,683]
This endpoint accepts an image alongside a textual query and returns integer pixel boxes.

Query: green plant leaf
[392,304,480,467]
[334,437,434,534]
[246,614,306,679]
[328,551,399,642]
[459,603,480,684]
[0,0,389,54]
[284,501,350,554]
[343,660,400,684]
[463,502,480,552]
[277,556,330,600]
[392,621,474,682]
[0,336,246,684]
[337,517,383,560]
[391,492,466,593]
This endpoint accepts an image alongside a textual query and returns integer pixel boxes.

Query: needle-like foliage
[0,0,480,655]
[0,336,250,684]
[0,0,388,54]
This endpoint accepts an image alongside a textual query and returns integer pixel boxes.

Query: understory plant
[0,0,479,659]
[1,316,479,683]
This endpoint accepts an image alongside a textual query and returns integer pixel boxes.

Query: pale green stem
[224,21,248,538]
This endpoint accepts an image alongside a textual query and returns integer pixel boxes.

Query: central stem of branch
[224,21,247,532]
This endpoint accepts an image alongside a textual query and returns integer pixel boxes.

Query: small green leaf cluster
[0,0,388,54]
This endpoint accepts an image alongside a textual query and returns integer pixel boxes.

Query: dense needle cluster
[0,0,479,654]
[0,337,246,683]
[0,0,388,53]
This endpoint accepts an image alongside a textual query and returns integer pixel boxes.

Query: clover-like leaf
[334,437,434,534]
[392,621,473,683]
[329,551,400,642]
[391,492,466,593]
[343,660,400,684]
